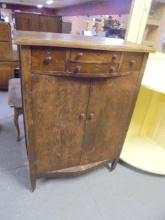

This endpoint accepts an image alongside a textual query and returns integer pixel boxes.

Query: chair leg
[14,108,22,141]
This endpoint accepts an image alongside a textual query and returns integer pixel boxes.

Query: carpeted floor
[0,91,165,220]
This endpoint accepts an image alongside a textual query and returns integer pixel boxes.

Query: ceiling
[1,0,98,8]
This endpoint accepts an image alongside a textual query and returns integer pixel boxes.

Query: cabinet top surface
[15,31,154,53]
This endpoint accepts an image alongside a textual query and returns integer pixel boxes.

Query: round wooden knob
[79,113,86,120]
[129,59,136,66]
[87,113,95,120]
[112,54,118,60]
[76,52,83,59]
[109,66,116,73]
[74,66,81,74]
[43,56,53,65]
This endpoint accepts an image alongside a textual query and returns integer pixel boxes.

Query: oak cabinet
[16,31,152,190]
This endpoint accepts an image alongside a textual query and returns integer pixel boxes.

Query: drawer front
[70,49,121,63]
[31,47,66,72]
[119,52,144,73]
[0,25,10,41]
[67,62,122,78]
[0,42,11,53]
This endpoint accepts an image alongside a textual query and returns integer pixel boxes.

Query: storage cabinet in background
[0,22,12,53]
[0,53,19,90]
[16,31,152,191]
[15,13,62,33]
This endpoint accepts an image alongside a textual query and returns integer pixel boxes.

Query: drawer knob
[79,113,86,120]
[87,113,95,120]
[74,66,81,74]
[129,59,136,66]
[76,52,84,59]
[43,56,53,65]
[109,66,116,73]
[112,54,118,60]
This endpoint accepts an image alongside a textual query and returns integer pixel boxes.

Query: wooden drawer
[119,52,144,73]
[0,24,10,41]
[67,62,119,77]
[31,47,66,72]
[0,42,12,53]
[70,49,121,63]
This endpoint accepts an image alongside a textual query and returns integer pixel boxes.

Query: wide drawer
[31,47,66,72]
[70,49,121,63]
[67,62,120,77]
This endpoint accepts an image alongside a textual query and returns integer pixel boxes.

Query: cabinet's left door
[31,74,90,176]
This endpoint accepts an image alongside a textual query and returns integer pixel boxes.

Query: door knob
[76,52,83,59]
[74,66,81,74]
[87,113,95,120]
[43,56,53,65]
[129,59,136,66]
[79,113,86,120]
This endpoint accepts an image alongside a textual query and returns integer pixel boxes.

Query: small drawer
[119,52,144,73]
[31,47,66,72]
[67,62,120,77]
[70,49,121,63]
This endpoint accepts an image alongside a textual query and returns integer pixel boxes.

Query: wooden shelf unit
[143,0,165,51]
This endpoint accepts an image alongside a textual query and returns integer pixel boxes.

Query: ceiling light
[46,0,54,4]
[37,4,43,8]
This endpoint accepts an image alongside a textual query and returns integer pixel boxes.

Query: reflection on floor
[0,91,165,220]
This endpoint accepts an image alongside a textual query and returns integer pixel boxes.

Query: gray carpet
[0,91,165,220]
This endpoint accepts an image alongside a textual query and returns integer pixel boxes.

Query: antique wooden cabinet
[15,31,152,191]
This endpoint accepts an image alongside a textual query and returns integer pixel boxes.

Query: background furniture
[0,22,12,53]
[15,13,62,33]
[143,0,165,51]
[8,78,23,141]
[121,0,165,175]
[0,52,19,90]
[16,31,152,191]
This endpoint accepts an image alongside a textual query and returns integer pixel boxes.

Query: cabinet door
[81,74,138,165]
[39,16,62,33]
[31,74,90,176]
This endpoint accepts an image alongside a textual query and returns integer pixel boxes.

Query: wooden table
[15,31,153,191]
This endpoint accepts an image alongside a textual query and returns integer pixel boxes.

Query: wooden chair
[8,78,23,141]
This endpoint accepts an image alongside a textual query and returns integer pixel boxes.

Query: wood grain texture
[31,47,66,72]
[15,31,154,52]
[31,74,90,176]
[81,72,139,165]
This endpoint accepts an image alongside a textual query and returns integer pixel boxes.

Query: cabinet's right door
[81,74,138,165]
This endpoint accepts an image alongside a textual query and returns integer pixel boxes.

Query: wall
[56,0,132,16]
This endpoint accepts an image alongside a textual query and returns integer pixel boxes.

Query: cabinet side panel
[20,46,36,190]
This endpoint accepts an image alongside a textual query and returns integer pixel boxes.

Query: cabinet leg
[106,159,118,172]
[30,169,36,192]
[14,108,20,142]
